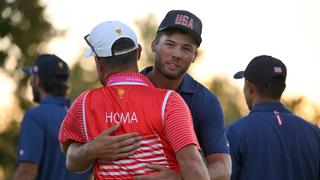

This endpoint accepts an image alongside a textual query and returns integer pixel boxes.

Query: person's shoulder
[293,114,320,130]
[148,86,172,98]
[76,90,92,99]
[227,114,255,130]
[184,73,217,98]
[140,66,152,76]
[194,84,219,105]
[26,101,52,113]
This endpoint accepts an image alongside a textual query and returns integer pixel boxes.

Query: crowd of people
[13,9,320,180]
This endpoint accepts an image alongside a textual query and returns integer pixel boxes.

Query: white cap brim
[84,47,92,57]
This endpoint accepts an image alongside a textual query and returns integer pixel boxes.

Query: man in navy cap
[137,10,231,180]
[13,54,93,180]
[226,55,320,180]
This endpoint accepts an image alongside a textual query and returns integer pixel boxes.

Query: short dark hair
[155,28,198,47]
[253,75,285,99]
[39,78,69,97]
[100,38,137,69]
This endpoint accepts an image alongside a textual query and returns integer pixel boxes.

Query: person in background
[13,54,93,180]
[59,20,209,180]
[226,55,320,180]
[136,10,231,180]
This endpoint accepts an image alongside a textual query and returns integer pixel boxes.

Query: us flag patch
[274,67,282,73]
[274,111,282,125]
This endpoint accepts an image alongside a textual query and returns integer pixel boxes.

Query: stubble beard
[154,54,188,80]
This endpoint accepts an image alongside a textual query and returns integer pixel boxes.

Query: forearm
[179,159,210,180]
[177,145,210,180]
[206,153,232,180]
[12,162,38,180]
[66,142,95,172]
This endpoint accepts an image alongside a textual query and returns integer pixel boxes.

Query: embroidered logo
[175,14,194,29]
[116,29,122,35]
[118,89,124,99]
[274,111,282,125]
[274,67,282,73]
[58,62,63,69]
[33,65,39,73]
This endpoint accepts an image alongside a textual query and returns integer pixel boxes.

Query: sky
[2,0,320,107]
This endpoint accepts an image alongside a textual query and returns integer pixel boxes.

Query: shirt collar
[140,66,196,94]
[250,101,292,114]
[40,96,71,108]
[105,73,154,87]
[179,73,196,94]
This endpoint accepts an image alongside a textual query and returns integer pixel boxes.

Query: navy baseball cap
[234,55,287,88]
[22,54,69,81]
[157,10,202,46]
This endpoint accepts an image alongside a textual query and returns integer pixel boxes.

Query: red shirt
[59,73,200,179]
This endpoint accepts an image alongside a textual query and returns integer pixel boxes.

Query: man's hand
[87,123,142,161]
[64,124,142,172]
[134,164,182,180]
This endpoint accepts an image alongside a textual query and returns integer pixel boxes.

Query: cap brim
[22,67,32,74]
[233,71,245,79]
[84,47,92,57]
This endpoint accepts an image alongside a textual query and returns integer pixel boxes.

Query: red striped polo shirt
[59,73,200,179]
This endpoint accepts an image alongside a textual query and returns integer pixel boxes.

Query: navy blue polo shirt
[141,66,229,156]
[226,102,320,180]
[16,96,92,180]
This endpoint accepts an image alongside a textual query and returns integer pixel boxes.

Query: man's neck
[146,69,183,92]
[251,95,281,109]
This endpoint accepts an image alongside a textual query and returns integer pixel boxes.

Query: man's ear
[137,44,142,61]
[151,39,156,52]
[192,50,198,63]
[246,80,255,94]
[95,56,105,73]
[35,75,41,88]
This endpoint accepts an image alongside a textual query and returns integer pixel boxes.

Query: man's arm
[206,153,232,180]
[134,153,231,180]
[176,144,210,180]
[61,124,142,172]
[12,161,38,180]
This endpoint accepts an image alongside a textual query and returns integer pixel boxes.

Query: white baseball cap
[84,21,138,58]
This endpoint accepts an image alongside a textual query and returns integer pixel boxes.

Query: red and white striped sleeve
[163,91,200,153]
[59,91,91,144]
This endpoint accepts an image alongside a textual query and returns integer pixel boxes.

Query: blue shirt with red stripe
[141,66,229,156]
[226,101,320,180]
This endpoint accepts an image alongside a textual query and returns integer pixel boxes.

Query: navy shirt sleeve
[181,83,229,156]
[16,109,45,164]
[200,95,229,156]
[226,124,241,180]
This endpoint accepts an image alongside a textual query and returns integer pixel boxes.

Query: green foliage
[0,121,19,180]
[134,13,158,66]
[282,96,320,126]
[0,0,60,179]
[68,55,101,101]
[209,75,245,126]
[0,0,60,110]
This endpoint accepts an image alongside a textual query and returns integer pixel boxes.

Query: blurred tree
[134,13,158,67]
[68,49,101,101]
[282,96,320,126]
[0,120,19,179]
[0,0,61,179]
[208,75,247,126]
[0,0,62,110]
